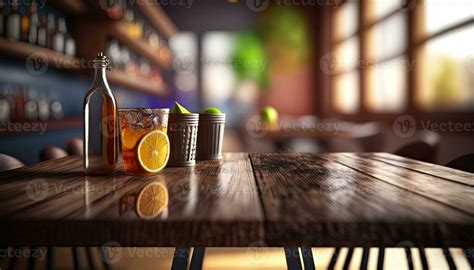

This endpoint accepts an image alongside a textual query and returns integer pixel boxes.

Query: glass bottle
[83,52,118,175]
[20,4,30,42]
[37,93,50,121]
[37,15,47,47]
[64,24,76,57]
[28,2,39,45]
[0,88,11,123]
[53,17,66,53]
[6,0,21,41]
[24,88,38,121]
[46,13,55,49]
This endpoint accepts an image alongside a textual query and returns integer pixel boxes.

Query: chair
[351,122,385,152]
[445,153,474,173]
[65,137,84,156]
[0,154,25,172]
[394,131,440,163]
[39,147,68,162]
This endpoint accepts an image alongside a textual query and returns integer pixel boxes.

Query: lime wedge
[260,106,278,124]
[202,107,222,114]
[172,102,191,114]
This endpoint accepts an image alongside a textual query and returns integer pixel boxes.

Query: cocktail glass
[119,108,169,175]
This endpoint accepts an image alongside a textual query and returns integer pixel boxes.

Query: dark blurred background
[0,0,473,166]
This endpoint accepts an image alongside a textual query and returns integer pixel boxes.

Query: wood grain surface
[249,153,474,247]
[0,153,473,247]
[0,153,264,247]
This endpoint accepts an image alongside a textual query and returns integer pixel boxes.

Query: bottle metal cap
[92,52,110,68]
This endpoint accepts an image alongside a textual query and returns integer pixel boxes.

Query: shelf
[107,70,166,96]
[48,0,89,14]
[136,0,178,39]
[0,38,167,96]
[50,0,177,40]
[108,20,172,69]
[0,37,81,72]
[0,117,83,136]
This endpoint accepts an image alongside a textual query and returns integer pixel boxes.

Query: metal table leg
[327,247,340,270]
[189,247,206,270]
[418,247,428,270]
[284,248,302,270]
[301,247,315,270]
[72,247,82,270]
[172,248,190,270]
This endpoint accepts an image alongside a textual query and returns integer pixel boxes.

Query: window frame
[326,0,474,124]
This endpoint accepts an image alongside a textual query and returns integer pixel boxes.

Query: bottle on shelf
[20,4,30,42]
[105,39,121,69]
[53,17,66,53]
[4,86,16,122]
[28,2,39,45]
[6,0,21,41]
[126,52,139,76]
[83,52,118,175]
[13,86,26,122]
[37,15,47,47]
[124,9,142,39]
[37,94,50,121]
[46,13,55,49]
[24,89,39,121]
[50,100,63,120]
[119,45,130,70]
[106,0,124,19]
[64,29,76,57]
[147,29,161,49]
[49,93,63,120]
[0,88,11,123]
[139,59,151,77]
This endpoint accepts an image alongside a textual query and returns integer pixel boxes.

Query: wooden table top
[0,153,472,248]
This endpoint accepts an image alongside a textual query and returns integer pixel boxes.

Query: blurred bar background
[0,0,473,165]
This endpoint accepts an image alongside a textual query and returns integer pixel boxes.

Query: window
[202,32,237,106]
[332,1,359,114]
[170,32,198,92]
[417,0,474,111]
[330,0,474,116]
[365,2,408,113]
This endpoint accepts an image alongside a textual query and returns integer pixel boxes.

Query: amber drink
[84,53,118,175]
[119,108,169,175]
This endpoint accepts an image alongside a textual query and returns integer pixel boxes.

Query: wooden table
[0,153,473,269]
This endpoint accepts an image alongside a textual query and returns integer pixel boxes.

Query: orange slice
[135,182,168,219]
[137,130,170,173]
[121,127,146,149]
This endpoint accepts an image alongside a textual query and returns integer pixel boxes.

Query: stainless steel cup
[196,113,225,160]
[167,113,199,167]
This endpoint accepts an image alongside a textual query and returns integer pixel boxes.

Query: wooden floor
[2,247,471,269]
